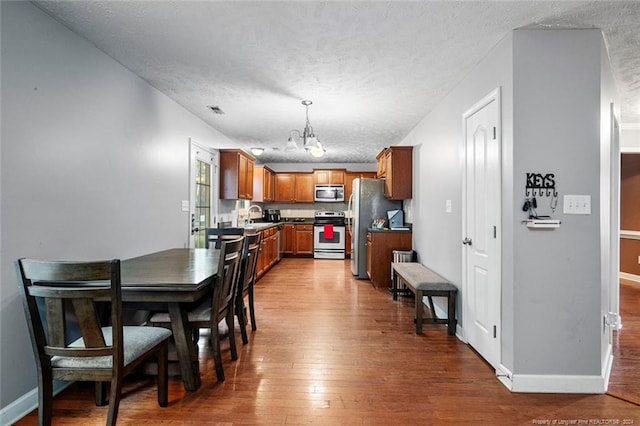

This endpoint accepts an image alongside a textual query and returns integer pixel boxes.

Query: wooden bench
[392,262,457,335]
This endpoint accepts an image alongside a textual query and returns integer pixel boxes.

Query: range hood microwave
[314,184,345,202]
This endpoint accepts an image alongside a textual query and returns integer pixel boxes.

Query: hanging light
[250,147,264,156]
[287,100,326,157]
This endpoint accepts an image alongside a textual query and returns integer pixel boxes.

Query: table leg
[447,291,457,336]
[168,303,201,391]
[415,290,423,334]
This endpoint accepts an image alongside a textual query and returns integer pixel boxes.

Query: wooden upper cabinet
[376,150,387,178]
[253,165,275,202]
[294,173,314,203]
[220,149,255,200]
[377,146,413,200]
[274,173,296,202]
[274,172,314,203]
[313,169,345,185]
[345,171,377,201]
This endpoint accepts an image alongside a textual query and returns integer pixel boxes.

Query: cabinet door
[282,224,294,254]
[275,173,296,202]
[376,149,387,178]
[265,168,274,201]
[294,225,314,254]
[314,169,345,185]
[383,146,413,200]
[294,173,314,203]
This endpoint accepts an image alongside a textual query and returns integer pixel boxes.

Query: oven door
[313,225,346,259]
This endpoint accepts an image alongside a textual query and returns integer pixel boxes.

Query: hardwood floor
[15,259,639,425]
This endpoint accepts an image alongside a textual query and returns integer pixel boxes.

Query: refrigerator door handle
[347,193,354,235]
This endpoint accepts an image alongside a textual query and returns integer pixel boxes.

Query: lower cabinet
[256,226,279,279]
[366,231,412,289]
[294,224,314,255]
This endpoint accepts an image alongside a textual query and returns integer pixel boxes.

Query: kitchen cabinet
[282,224,295,255]
[346,227,352,258]
[294,224,314,255]
[376,146,413,200]
[274,173,296,202]
[366,230,412,289]
[313,169,345,185]
[253,165,275,202]
[274,172,314,203]
[344,171,377,201]
[256,226,279,279]
[294,173,314,203]
[220,149,255,200]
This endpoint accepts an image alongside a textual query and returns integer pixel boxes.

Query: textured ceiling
[34,1,640,163]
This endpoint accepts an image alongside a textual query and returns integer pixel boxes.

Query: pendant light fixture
[286,100,326,157]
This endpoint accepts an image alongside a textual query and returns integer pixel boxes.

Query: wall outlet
[563,195,591,215]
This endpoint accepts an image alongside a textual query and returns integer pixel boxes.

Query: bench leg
[392,270,398,301]
[447,291,457,336]
[415,290,423,334]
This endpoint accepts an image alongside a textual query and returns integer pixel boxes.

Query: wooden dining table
[120,248,219,391]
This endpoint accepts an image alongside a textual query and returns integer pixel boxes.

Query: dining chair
[204,227,245,249]
[16,258,172,426]
[149,237,244,381]
[235,231,262,344]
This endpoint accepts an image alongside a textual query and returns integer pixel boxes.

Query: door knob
[462,237,473,246]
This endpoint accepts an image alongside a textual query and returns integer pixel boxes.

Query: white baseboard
[0,380,72,426]
[620,272,640,283]
[510,372,607,393]
[494,349,612,394]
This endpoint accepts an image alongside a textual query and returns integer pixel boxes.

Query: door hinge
[493,127,497,140]
[493,226,497,238]
[493,325,497,338]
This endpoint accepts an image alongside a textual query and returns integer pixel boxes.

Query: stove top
[314,211,346,225]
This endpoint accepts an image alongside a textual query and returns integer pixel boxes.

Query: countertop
[242,219,314,231]
[367,227,412,233]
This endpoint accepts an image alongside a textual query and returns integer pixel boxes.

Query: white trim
[620,272,640,283]
[621,147,640,153]
[0,381,72,425]
[620,123,640,130]
[602,344,614,392]
[510,373,607,393]
[620,230,640,240]
[496,364,514,391]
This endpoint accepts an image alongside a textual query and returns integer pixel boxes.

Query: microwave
[314,184,345,202]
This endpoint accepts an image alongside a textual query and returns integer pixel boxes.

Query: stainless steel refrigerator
[348,178,402,278]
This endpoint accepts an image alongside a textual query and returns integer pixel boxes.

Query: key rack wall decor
[522,172,561,229]
[525,172,557,197]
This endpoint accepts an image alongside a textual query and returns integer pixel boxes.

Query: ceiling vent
[207,105,225,114]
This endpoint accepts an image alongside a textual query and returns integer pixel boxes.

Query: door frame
[188,138,219,248]
[461,87,502,368]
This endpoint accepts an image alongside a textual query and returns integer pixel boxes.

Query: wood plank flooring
[15,259,639,425]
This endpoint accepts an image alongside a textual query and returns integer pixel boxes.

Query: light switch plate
[563,195,591,215]
[445,199,452,213]
[181,200,190,212]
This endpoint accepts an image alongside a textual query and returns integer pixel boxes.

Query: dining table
[120,248,219,392]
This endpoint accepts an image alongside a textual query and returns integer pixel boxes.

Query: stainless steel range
[313,211,346,259]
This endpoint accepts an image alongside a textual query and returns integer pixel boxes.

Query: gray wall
[0,1,232,411]
[512,29,611,375]
[401,29,616,381]
[400,32,515,365]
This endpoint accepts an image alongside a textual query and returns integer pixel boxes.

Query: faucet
[247,205,262,224]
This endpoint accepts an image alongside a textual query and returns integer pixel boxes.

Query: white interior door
[189,139,218,248]
[462,88,501,369]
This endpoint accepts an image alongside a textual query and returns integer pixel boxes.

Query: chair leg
[39,371,53,426]
[227,311,238,361]
[157,342,169,407]
[211,319,225,381]
[237,299,249,345]
[248,286,257,331]
[106,376,122,426]
[95,381,108,406]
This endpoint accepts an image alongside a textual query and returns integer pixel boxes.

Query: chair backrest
[238,232,262,297]
[16,259,123,370]
[205,228,245,249]
[212,237,244,321]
